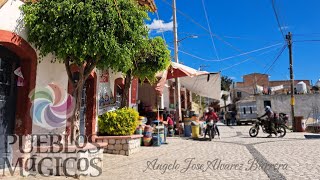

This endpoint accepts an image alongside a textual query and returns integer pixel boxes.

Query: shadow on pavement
[186,137,216,141]
[240,136,283,139]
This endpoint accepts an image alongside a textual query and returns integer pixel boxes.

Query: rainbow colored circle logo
[29,83,75,130]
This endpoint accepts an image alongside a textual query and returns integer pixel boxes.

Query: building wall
[0,0,27,40]
[138,83,157,109]
[238,73,269,88]
[32,59,69,134]
[163,83,170,109]
[256,94,320,125]
[0,0,71,134]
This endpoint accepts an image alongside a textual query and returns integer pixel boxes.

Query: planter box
[94,135,143,156]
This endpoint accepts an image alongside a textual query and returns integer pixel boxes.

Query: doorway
[0,46,18,169]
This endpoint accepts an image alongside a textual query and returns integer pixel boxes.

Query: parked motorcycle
[249,113,289,138]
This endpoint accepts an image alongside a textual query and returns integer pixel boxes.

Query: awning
[155,62,208,94]
[179,73,221,100]
[166,62,208,79]
[154,63,221,99]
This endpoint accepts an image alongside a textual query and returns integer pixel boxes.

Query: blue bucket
[152,134,162,146]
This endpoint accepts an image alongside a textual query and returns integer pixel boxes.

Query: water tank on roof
[296,81,307,94]
[315,79,320,88]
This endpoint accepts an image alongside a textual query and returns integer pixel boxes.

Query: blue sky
[146,0,320,84]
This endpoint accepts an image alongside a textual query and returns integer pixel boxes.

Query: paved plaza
[4,124,320,180]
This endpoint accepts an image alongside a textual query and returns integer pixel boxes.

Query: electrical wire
[271,0,286,41]
[239,44,287,89]
[201,0,219,60]
[220,46,282,71]
[264,45,287,74]
[293,40,320,43]
[161,0,209,32]
[155,10,167,42]
[168,43,283,62]
[161,0,289,80]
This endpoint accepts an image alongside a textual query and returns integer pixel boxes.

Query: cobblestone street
[5,124,320,180]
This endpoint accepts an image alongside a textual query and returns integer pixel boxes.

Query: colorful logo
[29,83,75,130]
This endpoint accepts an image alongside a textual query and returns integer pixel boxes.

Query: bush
[98,108,139,136]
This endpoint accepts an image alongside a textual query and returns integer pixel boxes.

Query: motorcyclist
[258,106,277,137]
[204,107,220,139]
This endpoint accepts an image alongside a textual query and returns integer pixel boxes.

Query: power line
[271,0,286,41]
[236,44,287,89]
[155,11,167,42]
[213,43,283,62]
[168,43,283,62]
[220,46,282,71]
[161,0,289,79]
[201,0,219,60]
[293,40,320,43]
[293,33,320,37]
[178,32,281,43]
[161,0,209,32]
[264,45,287,73]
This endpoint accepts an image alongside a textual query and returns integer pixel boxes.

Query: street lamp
[177,35,198,43]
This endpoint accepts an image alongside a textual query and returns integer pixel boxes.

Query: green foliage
[98,108,139,136]
[221,76,233,91]
[132,37,171,83]
[21,0,149,73]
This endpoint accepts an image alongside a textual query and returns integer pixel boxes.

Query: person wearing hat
[258,106,277,137]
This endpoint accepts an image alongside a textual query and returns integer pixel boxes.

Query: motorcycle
[204,120,216,141]
[249,113,289,138]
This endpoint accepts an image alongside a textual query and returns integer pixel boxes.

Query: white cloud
[147,19,174,33]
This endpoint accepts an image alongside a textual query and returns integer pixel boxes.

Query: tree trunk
[65,58,97,144]
[121,72,132,108]
[70,66,85,144]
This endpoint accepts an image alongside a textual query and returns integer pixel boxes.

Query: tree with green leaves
[221,76,234,91]
[120,37,171,107]
[21,0,168,142]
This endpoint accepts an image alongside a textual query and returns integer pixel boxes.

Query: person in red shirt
[166,114,174,136]
[167,114,174,126]
[204,107,220,139]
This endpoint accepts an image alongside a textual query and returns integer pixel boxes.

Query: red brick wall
[241,73,269,87]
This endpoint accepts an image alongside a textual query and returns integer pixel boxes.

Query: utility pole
[172,0,182,126]
[286,32,295,131]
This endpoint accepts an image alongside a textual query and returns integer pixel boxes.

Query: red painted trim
[131,78,138,104]
[0,30,37,135]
